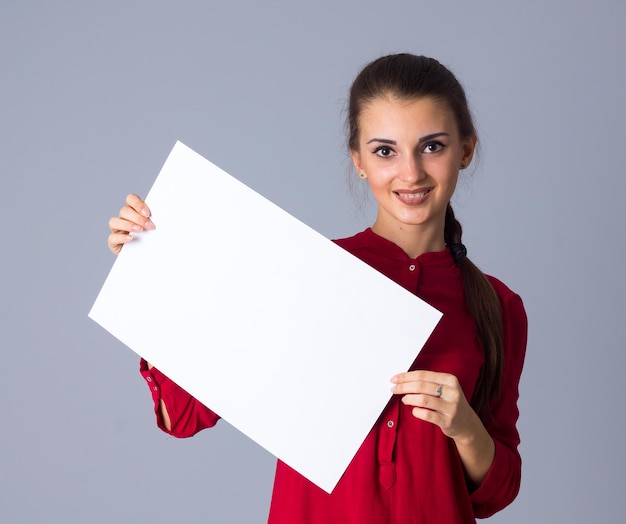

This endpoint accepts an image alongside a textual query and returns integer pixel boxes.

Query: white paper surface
[89,141,442,493]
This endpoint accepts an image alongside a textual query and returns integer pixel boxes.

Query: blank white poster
[89,141,442,493]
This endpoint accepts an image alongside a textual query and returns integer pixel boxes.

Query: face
[351,96,476,246]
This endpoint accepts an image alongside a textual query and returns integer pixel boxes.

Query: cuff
[139,358,182,402]
[469,440,520,517]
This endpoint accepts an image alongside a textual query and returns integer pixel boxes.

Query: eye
[423,141,445,153]
[373,146,395,157]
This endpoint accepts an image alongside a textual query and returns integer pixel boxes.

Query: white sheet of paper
[89,141,442,493]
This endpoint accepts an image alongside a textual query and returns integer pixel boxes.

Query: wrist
[451,410,484,447]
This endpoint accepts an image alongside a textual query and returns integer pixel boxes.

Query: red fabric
[139,361,219,436]
[140,228,527,523]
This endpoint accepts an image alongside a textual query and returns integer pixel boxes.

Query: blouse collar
[361,228,457,268]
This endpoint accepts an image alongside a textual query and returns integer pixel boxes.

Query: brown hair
[348,54,503,417]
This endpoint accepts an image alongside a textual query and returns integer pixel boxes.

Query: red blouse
[140,228,527,523]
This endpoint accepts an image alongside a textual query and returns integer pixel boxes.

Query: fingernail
[390,385,397,393]
[144,220,155,230]
[132,225,142,232]
[141,208,150,217]
[390,376,398,383]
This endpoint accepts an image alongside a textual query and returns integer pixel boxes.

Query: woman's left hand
[391,369,496,485]
[390,370,477,441]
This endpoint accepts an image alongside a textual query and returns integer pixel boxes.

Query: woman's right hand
[107,193,156,255]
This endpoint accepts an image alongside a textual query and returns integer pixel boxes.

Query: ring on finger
[435,384,443,398]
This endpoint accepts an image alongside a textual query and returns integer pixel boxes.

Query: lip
[393,188,433,206]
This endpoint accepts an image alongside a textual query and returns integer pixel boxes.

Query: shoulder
[485,275,524,312]
[332,229,382,260]
[332,229,370,250]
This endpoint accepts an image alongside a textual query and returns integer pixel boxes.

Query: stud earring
[359,172,367,179]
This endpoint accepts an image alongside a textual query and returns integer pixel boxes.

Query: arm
[108,194,221,437]
[392,291,527,515]
[466,292,527,516]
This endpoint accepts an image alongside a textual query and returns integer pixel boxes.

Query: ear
[460,133,477,168]
[351,149,363,174]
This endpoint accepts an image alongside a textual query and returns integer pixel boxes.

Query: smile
[393,188,432,205]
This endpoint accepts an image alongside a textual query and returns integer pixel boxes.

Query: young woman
[108,54,527,523]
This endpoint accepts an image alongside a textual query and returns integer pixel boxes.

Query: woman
[108,54,527,523]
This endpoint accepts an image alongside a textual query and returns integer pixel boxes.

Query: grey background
[1,1,625,522]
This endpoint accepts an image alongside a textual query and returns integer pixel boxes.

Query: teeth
[400,191,428,199]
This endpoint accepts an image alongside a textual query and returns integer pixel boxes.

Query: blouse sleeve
[470,291,528,517]
[139,359,221,438]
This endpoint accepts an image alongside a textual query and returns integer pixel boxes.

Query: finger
[108,216,154,235]
[409,403,465,438]
[391,370,454,386]
[107,232,134,255]
[116,206,156,231]
[391,379,429,394]
[126,193,151,217]
[392,380,445,398]
[401,393,444,411]
[410,406,445,427]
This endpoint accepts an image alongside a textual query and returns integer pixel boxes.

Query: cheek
[365,163,395,185]
[431,161,459,189]
[447,170,460,191]
[442,167,459,184]
[366,173,393,196]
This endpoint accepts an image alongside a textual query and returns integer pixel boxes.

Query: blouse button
[146,376,152,382]
[152,386,158,392]
[408,264,416,271]
[387,420,394,428]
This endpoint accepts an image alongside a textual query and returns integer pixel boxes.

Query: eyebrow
[366,132,450,145]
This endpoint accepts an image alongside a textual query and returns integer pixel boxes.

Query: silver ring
[435,384,443,398]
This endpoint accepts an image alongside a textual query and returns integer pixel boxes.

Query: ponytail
[445,204,503,418]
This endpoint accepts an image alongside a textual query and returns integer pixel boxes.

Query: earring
[460,163,466,169]
[359,172,367,179]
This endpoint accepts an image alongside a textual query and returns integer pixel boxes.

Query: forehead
[358,96,458,137]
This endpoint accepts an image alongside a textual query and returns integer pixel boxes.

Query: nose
[400,155,425,183]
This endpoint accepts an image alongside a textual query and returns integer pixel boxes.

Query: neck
[371,220,446,259]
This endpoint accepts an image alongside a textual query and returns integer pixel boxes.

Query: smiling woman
[107,53,527,524]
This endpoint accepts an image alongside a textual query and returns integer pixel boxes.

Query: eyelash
[423,141,445,153]
[372,141,445,157]
[373,146,395,157]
